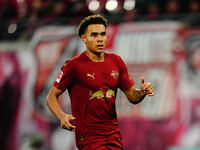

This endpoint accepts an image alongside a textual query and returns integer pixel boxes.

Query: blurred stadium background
[0,0,200,150]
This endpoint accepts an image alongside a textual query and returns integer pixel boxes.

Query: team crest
[110,70,119,79]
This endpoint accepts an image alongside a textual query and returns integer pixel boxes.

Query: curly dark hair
[78,14,108,37]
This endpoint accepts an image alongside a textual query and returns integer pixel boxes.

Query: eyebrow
[90,32,106,35]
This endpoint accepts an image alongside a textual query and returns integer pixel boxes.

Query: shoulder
[105,52,123,63]
[65,52,86,65]
[105,52,121,60]
[61,53,80,68]
[70,52,85,62]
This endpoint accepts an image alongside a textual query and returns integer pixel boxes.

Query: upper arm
[53,60,74,92]
[117,55,134,91]
[47,85,63,100]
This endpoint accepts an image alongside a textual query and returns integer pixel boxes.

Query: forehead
[86,24,106,33]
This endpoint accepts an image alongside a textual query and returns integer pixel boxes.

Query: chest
[75,61,119,90]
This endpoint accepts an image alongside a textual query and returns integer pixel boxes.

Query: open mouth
[97,44,104,49]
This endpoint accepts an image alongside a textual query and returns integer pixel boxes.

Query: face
[81,24,107,54]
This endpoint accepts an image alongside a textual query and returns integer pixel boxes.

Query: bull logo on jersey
[89,88,115,101]
[110,70,119,79]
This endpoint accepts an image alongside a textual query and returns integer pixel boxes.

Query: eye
[91,33,98,37]
[100,32,106,36]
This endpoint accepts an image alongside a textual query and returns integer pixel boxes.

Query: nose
[97,35,103,42]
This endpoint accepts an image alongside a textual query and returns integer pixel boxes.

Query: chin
[94,49,104,54]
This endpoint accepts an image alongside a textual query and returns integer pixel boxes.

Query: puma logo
[87,73,95,79]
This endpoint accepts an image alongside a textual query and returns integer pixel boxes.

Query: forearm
[46,96,66,120]
[128,88,146,104]
[124,77,154,104]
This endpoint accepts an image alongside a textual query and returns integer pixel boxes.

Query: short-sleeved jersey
[53,51,134,149]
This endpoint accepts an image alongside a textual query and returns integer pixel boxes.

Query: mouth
[97,44,104,49]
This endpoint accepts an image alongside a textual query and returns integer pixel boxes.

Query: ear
[81,34,86,43]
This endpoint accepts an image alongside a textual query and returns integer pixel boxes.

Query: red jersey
[54,51,134,149]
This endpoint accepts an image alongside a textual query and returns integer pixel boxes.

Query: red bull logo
[89,88,115,100]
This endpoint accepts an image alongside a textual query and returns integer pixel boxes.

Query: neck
[86,50,104,62]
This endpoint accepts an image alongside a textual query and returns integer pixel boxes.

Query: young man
[46,14,154,150]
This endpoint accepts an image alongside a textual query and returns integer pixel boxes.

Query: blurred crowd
[0,0,200,40]
[0,0,90,40]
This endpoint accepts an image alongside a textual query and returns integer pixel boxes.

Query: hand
[60,114,76,131]
[141,76,154,96]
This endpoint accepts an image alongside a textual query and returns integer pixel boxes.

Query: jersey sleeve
[117,56,134,91]
[53,60,74,91]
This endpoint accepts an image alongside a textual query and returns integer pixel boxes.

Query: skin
[81,24,107,62]
[46,24,154,131]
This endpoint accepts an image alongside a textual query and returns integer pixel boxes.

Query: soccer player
[46,14,154,150]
